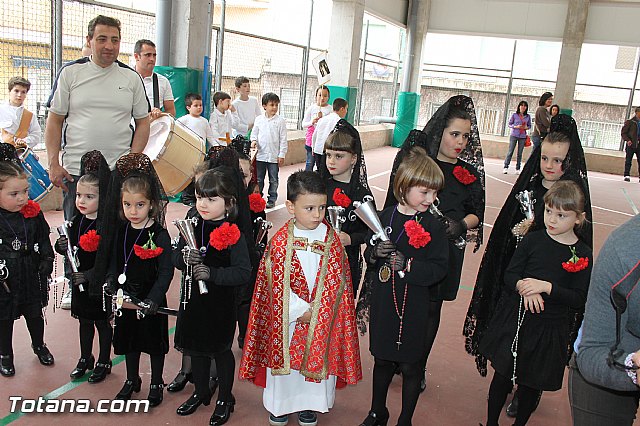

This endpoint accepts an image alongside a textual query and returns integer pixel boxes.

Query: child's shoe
[298,410,317,426]
[32,344,54,366]
[269,413,289,425]
[0,355,14,377]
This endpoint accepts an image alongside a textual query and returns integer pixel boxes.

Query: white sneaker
[515,169,521,175]
[503,168,508,174]
[61,289,72,310]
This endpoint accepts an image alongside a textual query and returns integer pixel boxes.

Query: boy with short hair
[231,76,262,137]
[251,93,288,209]
[177,93,215,149]
[209,91,238,146]
[239,170,362,426]
[312,98,348,167]
[0,76,42,149]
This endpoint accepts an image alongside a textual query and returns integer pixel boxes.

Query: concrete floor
[1,145,638,425]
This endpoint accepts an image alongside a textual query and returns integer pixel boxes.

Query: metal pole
[214,0,226,92]
[298,0,314,130]
[623,48,640,150]
[156,0,172,66]
[202,0,214,119]
[400,0,417,93]
[53,0,63,79]
[356,20,369,125]
[501,39,517,136]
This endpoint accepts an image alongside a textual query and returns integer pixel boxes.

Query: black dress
[0,208,53,321]
[111,222,173,355]
[325,178,372,296]
[479,230,592,390]
[432,159,484,301]
[173,217,251,356]
[367,207,448,363]
[68,215,109,320]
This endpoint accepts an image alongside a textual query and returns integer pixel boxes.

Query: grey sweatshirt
[577,214,640,391]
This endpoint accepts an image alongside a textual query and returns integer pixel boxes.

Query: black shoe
[506,394,518,418]
[176,392,211,416]
[359,409,389,426]
[88,361,112,383]
[148,383,164,407]
[167,371,192,392]
[70,356,95,379]
[32,344,54,366]
[209,395,235,426]
[115,376,142,400]
[266,201,275,209]
[298,410,318,426]
[0,355,15,377]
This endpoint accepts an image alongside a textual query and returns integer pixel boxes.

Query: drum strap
[1,108,32,144]
[152,73,160,109]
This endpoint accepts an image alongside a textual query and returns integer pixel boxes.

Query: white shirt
[177,114,215,148]
[47,56,150,174]
[251,113,288,163]
[0,101,41,148]
[141,72,174,109]
[231,96,262,136]
[263,223,337,417]
[312,112,341,155]
[301,104,333,129]
[209,108,237,146]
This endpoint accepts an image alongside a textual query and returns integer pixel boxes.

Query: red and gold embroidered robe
[239,219,362,388]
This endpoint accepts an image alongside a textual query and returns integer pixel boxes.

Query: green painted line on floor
[0,326,176,425]
[459,284,474,291]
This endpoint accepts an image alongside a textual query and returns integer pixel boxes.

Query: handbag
[525,135,532,147]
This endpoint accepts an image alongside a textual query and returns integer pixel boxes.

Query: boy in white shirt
[251,93,288,209]
[176,93,215,149]
[209,91,238,146]
[231,76,262,138]
[312,98,348,167]
[0,76,42,149]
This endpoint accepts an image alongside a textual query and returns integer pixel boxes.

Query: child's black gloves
[184,247,204,265]
[54,236,68,255]
[192,264,210,281]
[71,271,88,287]
[372,240,396,260]
[141,298,158,316]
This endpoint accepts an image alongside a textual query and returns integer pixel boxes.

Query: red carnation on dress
[134,232,164,259]
[453,166,477,185]
[249,193,266,213]
[333,188,351,208]
[20,200,41,218]
[562,247,589,273]
[404,219,431,248]
[79,229,100,252]
[210,222,241,251]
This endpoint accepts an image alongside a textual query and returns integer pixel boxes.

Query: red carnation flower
[562,247,589,273]
[79,229,101,252]
[453,166,477,185]
[249,193,266,213]
[404,219,431,248]
[134,232,164,259]
[20,200,41,218]
[333,188,351,208]
[210,222,241,251]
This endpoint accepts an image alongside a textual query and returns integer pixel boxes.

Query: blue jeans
[256,161,279,204]
[504,136,526,170]
[304,145,315,171]
[531,134,542,151]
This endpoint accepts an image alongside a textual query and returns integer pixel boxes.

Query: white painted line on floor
[370,185,386,192]
[592,205,634,217]
[368,170,391,180]
[485,174,514,186]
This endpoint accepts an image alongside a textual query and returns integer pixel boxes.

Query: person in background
[550,104,560,118]
[530,92,553,150]
[0,76,41,149]
[302,86,332,171]
[504,101,531,175]
[231,76,261,138]
[177,93,215,149]
[621,106,640,182]
[210,91,238,147]
[312,98,348,169]
[133,39,175,121]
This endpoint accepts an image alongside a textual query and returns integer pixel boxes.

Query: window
[615,46,637,71]
[279,88,299,129]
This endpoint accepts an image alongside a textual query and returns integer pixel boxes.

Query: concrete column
[393,0,430,147]
[170,0,210,69]
[555,0,590,115]
[327,0,365,123]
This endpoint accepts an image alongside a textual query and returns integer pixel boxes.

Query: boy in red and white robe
[239,171,362,425]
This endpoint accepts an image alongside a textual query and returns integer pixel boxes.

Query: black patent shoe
[167,371,192,392]
[176,392,211,416]
[0,355,15,377]
[32,344,54,366]
[88,361,112,383]
[115,376,142,400]
[148,383,164,407]
[70,356,95,379]
[359,409,389,426]
[209,395,236,426]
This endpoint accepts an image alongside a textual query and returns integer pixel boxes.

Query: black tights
[371,357,422,426]
[420,300,443,374]
[487,370,541,426]
[125,352,165,385]
[192,350,234,402]
[176,354,217,377]
[0,316,45,355]
[78,318,112,363]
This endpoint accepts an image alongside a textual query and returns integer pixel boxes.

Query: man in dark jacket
[621,107,640,182]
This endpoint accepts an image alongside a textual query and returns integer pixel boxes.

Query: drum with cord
[143,115,205,196]
[18,148,53,201]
